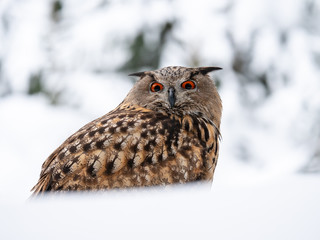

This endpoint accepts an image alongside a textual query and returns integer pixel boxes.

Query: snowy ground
[1,79,320,239]
[1,176,320,240]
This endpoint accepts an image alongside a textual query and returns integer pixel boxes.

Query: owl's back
[32,103,220,194]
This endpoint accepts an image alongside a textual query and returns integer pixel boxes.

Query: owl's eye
[181,80,196,90]
[150,82,164,92]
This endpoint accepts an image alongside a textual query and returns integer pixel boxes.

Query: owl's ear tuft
[128,71,146,78]
[198,67,222,75]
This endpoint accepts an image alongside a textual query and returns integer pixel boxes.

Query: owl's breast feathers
[32,104,220,194]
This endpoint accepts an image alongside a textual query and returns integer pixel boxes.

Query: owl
[31,66,222,195]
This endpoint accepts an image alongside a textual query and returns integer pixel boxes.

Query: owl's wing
[32,104,220,194]
[31,105,178,193]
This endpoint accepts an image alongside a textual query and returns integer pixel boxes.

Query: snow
[1,0,320,239]
[1,155,320,240]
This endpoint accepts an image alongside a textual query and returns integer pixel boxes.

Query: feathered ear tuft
[198,67,222,75]
[128,71,146,77]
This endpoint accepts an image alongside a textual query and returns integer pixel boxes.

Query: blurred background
[0,0,320,239]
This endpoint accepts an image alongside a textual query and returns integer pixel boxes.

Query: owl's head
[124,66,222,127]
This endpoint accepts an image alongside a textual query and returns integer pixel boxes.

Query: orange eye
[181,80,196,90]
[150,82,164,92]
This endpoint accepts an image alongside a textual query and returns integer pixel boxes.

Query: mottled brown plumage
[32,66,222,195]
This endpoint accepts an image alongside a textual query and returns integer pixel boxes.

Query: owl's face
[124,66,222,127]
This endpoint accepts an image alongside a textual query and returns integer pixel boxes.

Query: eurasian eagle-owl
[32,66,222,194]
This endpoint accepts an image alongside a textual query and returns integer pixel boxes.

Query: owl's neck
[117,103,220,134]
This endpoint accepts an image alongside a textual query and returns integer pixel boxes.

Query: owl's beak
[168,87,175,108]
